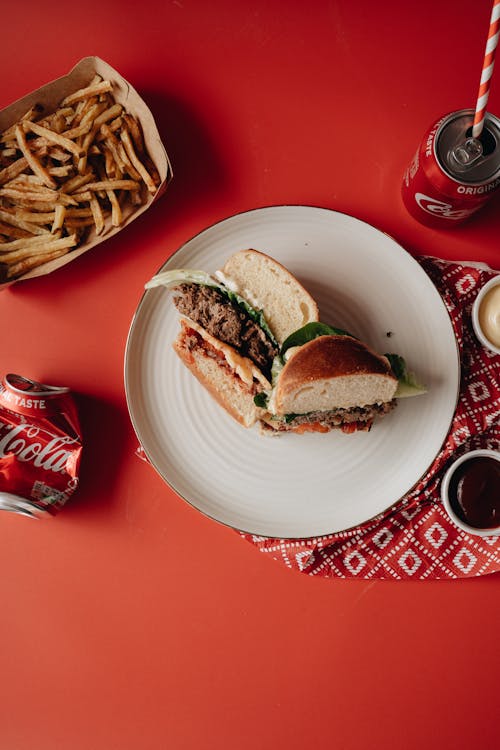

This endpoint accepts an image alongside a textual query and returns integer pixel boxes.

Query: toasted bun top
[273,335,398,414]
[218,249,319,345]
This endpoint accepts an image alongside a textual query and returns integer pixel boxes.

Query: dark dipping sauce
[449,457,500,529]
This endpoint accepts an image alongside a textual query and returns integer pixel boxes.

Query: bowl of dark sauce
[441,449,500,536]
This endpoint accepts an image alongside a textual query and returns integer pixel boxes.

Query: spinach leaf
[253,392,269,408]
[281,322,354,356]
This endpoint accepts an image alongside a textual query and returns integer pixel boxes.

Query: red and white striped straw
[472,0,500,138]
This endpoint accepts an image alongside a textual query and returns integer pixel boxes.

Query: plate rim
[124,204,461,538]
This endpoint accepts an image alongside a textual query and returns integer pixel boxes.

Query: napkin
[241,257,500,580]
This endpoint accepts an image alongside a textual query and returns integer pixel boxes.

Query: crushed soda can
[0,374,82,518]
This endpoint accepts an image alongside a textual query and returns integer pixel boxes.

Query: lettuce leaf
[145,269,219,290]
[385,353,427,398]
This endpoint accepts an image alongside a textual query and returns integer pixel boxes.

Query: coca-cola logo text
[415,192,473,220]
[0,423,77,474]
[456,177,500,195]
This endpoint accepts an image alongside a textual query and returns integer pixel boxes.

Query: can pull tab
[448,137,484,172]
[4,373,69,396]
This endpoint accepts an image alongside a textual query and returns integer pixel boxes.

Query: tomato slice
[292,422,330,434]
[341,420,373,434]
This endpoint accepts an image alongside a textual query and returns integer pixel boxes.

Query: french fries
[0,75,161,283]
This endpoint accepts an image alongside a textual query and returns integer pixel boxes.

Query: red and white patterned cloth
[241,257,500,580]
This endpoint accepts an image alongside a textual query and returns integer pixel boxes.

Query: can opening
[466,125,496,156]
[437,110,500,184]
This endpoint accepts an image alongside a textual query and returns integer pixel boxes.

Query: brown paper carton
[0,56,172,285]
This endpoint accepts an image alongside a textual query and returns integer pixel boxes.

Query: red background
[1,2,499,748]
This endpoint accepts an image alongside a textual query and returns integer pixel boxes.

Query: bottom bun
[173,318,270,428]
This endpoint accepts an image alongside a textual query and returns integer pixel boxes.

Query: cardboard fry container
[0,56,172,286]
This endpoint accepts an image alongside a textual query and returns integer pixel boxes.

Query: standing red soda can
[402,109,500,228]
[0,374,82,518]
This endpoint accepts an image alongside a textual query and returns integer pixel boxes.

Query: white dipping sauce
[478,283,500,348]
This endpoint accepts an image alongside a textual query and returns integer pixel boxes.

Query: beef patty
[173,284,278,376]
[267,400,397,431]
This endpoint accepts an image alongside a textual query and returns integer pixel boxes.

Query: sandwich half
[260,334,400,434]
[146,249,319,427]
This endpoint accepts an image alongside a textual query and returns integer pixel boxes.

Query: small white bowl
[472,275,500,355]
[441,449,500,536]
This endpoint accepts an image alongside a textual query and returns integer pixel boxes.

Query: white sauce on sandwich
[240,288,265,311]
[214,270,265,311]
[213,270,240,293]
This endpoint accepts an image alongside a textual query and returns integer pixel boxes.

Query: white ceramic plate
[125,206,460,538]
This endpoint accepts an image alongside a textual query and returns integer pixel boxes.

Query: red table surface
[1,2,499,749]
